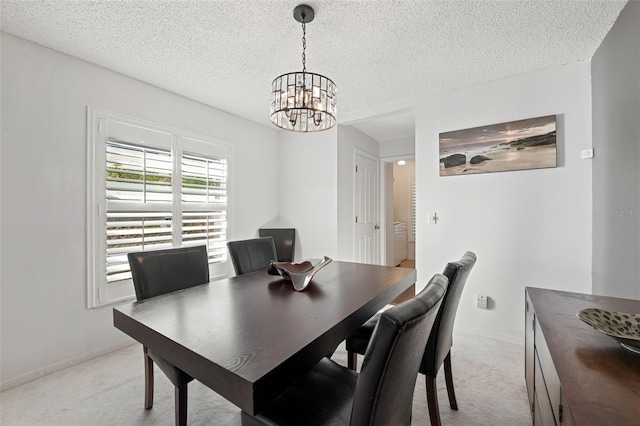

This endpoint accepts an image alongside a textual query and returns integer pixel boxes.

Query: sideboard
[525,287,640,425]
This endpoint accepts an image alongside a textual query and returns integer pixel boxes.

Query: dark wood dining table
[113,260,416,416]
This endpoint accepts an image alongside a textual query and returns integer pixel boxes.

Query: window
[87,108,233,307]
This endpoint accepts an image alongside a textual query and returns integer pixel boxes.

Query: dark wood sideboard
[525,287,640,426]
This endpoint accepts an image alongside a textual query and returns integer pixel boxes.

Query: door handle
[374,225,380,230]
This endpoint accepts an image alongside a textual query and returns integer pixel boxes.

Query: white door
[354,152,380,264]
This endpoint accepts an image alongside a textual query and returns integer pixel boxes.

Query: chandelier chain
[302,20,306,72]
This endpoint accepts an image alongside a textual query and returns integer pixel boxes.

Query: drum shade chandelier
[270,4,337,132]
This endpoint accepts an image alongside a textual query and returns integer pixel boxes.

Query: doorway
[343,107,415,267]
[382,158,415,267]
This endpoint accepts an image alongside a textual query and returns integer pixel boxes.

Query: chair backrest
[420,251,477,377]
[227,237,278,275]
[127,245,209,301]
[351,274,448,426]
[258,228,296,262]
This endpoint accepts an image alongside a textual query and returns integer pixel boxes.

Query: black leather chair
[127,245,210,426]
[227,237,278,275]
[258,228,296,262]
[241,273,448,426]
[346,251,476,426]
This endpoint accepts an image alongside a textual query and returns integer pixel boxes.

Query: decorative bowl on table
[577,308,640,355]
[268,256,332,291]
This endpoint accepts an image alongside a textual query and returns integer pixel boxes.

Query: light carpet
[1,331,530,425]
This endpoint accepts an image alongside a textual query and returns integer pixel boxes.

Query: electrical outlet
[477,295,488,309]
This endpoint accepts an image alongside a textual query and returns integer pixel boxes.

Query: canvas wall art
[439,115,557,176]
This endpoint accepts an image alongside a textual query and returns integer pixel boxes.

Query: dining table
[113,260,416,417]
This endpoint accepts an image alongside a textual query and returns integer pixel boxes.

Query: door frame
[379,155,415,266]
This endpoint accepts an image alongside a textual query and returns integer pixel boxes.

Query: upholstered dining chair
[227,237,278,275]
[258,228,296,262]
[346,251,476,426]
[241,273,448,426]
[127,245,210,426]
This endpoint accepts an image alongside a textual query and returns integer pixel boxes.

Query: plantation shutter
[181,152,228,265]
[105,140,173,283]
[410,181,416,241]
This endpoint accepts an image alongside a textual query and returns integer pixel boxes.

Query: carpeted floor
[0,331,530,425]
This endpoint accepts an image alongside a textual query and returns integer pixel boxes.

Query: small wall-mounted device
[477,294,488,309]
[581,149,594,159]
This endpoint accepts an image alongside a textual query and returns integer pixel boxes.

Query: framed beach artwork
[439,115,557,176]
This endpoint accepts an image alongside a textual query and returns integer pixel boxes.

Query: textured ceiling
[1,0,627,140]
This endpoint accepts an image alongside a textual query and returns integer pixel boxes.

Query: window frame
[87,107,234,308]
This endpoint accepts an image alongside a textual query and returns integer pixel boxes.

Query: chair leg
[347,350,358,371]
[444,350,458,410]
[175,383,188,426]
[426,375,441,426]
[143,349,154,410]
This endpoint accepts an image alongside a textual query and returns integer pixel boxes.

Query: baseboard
[454,326,524,346]
[0,341,136,392]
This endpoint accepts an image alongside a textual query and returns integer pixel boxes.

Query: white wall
[278,129,339,260]
[0,33,280,388]
[336,125,380,261]
[592,0,640,299]
[379,137,415,158]
[416,62,593,342]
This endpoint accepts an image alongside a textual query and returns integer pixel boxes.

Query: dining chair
[345,251,476,426]
[127,245,210,426]
[227,236,278,275]
[258,228,296,262]
[240,273,448,426]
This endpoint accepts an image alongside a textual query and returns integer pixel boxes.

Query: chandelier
[270,4,337,132]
